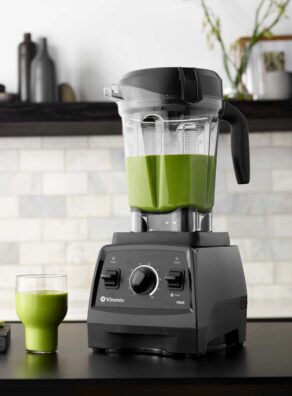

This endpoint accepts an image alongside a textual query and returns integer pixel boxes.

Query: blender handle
[220,101,250,184]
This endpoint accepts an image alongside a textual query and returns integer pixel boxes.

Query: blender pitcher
[105,68,249,232]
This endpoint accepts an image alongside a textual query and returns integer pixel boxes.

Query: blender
[87,67,250,356]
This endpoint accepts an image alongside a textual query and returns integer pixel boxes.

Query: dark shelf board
[0,100,291,137]
[230,99,292,133]
[0,102,122,136]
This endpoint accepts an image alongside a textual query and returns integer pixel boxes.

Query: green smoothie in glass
[16,275,67,354]
[126,154,216,212]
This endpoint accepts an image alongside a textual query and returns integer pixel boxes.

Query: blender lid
[119,67,223,103]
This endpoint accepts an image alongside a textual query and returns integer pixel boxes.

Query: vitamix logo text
[100,296,125,303]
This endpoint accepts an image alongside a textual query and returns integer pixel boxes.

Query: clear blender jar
[105,68,249,232]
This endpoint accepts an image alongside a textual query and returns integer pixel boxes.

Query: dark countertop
[1,321,292,395]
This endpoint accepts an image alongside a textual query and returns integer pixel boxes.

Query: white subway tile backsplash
[0,242,19,264]
[43,172,87,195]
[216,145,233,170]
[249,133,272,147]
[231,238,273,261]
[272,132,292,147]
[111,148,125,170]
[20,150,64,171]
[270,239,292,261]
[0,289,15,311]
[66,195,111,218]
[88,171,127,193]
[243,262,274,285]
[250,147,292,170]
[234,238,292,262]
[20,242,65,265]
[42,264,90,288]
[243,192,292,214]
[248,284,292,300]
[68,288,90,304]
[88,136,123,148]
[112,195,130,217]
[272,215,292,237]
[0,219,42,242]
[214,170,226,193]
[66,241,102,265]
[0,137,41,149]
[88,218,129,240]
[0,150,18,172]
[0,264,42,289]
[42,136,88,149]
[66,149,111,171]
[247,298,292,318]
[216,190,292,216]
[0,196,18,218]
[19,196,66,218]
[272,170,292,191]
[0,173,42,195]
[226,170,272,192]
[43,219,87,241]
[89,263,96,279]
[227,216,273,238]
[214,193,249,215]
[212,216,227,232]
[276,262,292,283]
[67,293,89,320]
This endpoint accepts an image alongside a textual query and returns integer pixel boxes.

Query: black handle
[220,101,250,184]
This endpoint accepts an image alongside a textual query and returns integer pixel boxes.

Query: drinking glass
[16,274,68,354]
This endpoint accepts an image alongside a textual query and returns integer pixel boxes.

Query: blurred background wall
[0,0,292,100]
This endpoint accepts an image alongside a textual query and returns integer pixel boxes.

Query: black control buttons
[101,269,120,289]
[130,266,158,295]
[165,270,184,290]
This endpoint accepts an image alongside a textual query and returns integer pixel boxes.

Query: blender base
[87,232,247,356]
[90,334,244,358]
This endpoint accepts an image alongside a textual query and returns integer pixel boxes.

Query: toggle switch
[101,269,120,289]
[165,270,184,290]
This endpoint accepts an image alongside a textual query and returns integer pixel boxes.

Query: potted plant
[200,0,290,99]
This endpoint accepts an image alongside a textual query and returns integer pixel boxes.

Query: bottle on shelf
[30,37,58,103]
[18,33,37,102]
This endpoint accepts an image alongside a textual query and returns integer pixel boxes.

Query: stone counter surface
[0,322,292,395]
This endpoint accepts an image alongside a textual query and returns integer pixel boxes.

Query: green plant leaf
[199,0,291,93]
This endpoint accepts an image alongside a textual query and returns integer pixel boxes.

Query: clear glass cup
[16,274,68,354]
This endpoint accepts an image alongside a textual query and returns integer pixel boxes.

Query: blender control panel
[93,247,192,312]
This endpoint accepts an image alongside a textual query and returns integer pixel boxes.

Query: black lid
[120,67,223,103]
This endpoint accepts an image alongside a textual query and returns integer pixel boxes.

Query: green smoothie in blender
[126,153,216,212]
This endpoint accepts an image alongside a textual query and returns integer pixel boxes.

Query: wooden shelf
[0,100,291,136]
[0,102,121,136]
[229,99,292,133]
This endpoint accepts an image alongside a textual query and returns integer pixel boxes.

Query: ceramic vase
[30,38,57,103]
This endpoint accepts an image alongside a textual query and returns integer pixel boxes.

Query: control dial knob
[130,266,158,295]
